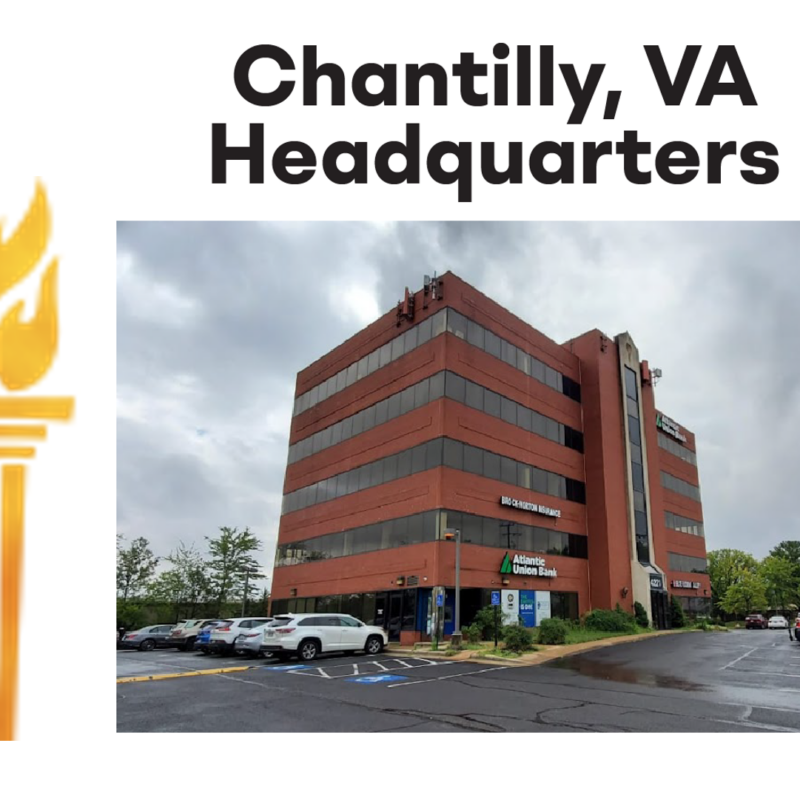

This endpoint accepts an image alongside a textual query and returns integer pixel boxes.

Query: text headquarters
[212,44,779,199]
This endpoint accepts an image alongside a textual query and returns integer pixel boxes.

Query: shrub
[670,595,687,628]
[694,618,711,631]
[470,605,503,639]
[502,624,535,653]
[537,617,569,644]
[584,608,637,633]
[463,623,482,644]
[633,601,649,628]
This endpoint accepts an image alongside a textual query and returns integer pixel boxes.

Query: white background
[0,0,796,791]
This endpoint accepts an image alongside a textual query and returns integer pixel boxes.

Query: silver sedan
[233,622,274,658]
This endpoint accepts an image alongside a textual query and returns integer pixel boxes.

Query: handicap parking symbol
[265,664,312,671]
[346,674,409,684]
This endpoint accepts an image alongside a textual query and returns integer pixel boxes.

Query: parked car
[118,624,178,651]
[195,620,227,654]
[260,613,388,662]
[745,614,768,629]
[168,619,220,651]
[208,617,274,655]
[767,615,788,629]
[234,620,277,657]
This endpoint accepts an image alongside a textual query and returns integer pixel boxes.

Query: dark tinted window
[624,366,638,400]
[446,372,466,404]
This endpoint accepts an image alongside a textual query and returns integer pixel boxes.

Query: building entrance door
[387,592,403,641]
[374,593,388,632]
[650,590,670,630]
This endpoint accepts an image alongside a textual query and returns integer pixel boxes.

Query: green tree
[117,535,159,601]
[147,542,211,620]
[720,572,768,617]
[206,526,263,615]
[707,549,758,619]
[769,541,800,582]
[670,595,687,628]
[759,555,799,614]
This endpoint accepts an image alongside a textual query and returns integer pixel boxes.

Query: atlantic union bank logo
[0,182,74,740]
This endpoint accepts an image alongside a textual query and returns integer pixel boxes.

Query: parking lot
[117,629,800,732]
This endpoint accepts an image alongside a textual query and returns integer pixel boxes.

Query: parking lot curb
[117,665,260,684]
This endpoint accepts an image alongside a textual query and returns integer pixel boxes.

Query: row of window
[270,589,582,627]
[442,371,584,452]
[293,308,448,417]
[661,470,702,503]
[664,510,704,538]
[282,436,587,515]
[674,596,712,617]
[276,511,438,565]
[625,366,651,565]
[657,431,698,466]
[272,590,417,630]
[668,551,708,574]
[275,509,589,567]
[294,306,582,418]
[445,308,581,402]
[288,372,446,464]
[441,509,588,558]
[288,369,584,466]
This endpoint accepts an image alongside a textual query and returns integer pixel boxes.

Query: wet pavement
[117,629,800,732]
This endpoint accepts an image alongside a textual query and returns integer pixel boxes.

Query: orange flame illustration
[0,182,73,740]
[0,183,58,389]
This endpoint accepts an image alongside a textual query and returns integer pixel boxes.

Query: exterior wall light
[621,586,629,598]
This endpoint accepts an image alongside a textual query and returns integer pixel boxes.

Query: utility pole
[500,522,518,549]
[444,528,462,646]
[241,570,250,617]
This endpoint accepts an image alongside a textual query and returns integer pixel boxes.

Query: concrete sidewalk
[384,628,703,667]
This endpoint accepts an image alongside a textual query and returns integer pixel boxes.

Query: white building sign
[500,496,561,518]
[502,590,519,626]
[656,413,687,443]
[500,551,558,578]
[671,580,701,589]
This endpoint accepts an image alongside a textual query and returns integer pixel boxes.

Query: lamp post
[444,528,461,644]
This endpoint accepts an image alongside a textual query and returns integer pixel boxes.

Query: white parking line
[734,669,800,679]
[719,647,758,671]
[388,665,509,688]
[291,658,460,680]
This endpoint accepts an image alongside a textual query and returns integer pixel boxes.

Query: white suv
[261,613,388,661]
[208,617,273,655]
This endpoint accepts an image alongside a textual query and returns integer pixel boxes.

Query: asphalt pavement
[117,628,800,732]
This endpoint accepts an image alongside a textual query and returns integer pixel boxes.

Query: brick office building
[270,273,710,643]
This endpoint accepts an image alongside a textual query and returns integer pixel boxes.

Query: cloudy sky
[117,221,800,587]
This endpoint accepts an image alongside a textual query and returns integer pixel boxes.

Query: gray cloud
[117,221,800,574]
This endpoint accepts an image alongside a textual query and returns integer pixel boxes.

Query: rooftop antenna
[651,368,663,387]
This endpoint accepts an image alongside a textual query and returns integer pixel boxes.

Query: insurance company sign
[672,580,701,589]
[500,495,561,518]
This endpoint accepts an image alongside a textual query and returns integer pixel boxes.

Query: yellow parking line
[117,665,256,684]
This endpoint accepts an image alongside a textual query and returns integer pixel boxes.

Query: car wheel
[139,639,156,652]
[186,637,196,652]
[365,636,383,656]
[298,639,320,661]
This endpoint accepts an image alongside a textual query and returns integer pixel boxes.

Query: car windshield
[270,617,293,626]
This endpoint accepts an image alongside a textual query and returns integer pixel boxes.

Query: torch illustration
[0,182,73,740]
